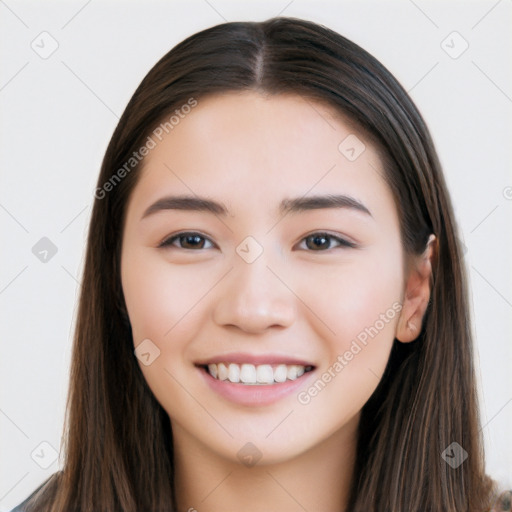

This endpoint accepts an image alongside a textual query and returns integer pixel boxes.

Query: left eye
[158,231,356,251]
[298,232,356,251]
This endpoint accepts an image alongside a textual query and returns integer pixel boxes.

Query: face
[120,91,406,465]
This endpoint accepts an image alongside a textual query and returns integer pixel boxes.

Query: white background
[1,0,511,509]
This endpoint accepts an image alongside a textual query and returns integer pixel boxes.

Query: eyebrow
[140,194,373,220]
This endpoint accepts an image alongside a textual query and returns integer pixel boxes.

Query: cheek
[121,250,220,415]
[294,247,403,398]
[298,249,403,342]
[121,250,216,355]
[293,262,403,432]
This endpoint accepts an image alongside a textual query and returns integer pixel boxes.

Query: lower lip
[197,366,316,406]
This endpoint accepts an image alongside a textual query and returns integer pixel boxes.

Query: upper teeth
[207,363,310,384]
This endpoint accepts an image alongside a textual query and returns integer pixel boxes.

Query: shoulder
[9,472,62,512]
[489,489,512,511]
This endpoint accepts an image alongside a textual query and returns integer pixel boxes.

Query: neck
[173,413,359,512]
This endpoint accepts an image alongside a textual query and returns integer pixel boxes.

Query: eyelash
[157,231,357,251]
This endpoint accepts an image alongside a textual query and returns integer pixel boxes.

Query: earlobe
[396,234,437,343]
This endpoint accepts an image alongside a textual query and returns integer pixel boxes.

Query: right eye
[158,232,215,250]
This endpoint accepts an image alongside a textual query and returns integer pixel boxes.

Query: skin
[120,91,436,512]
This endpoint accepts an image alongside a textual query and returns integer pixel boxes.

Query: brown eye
[300,232,356,251]
[159,232,214,250]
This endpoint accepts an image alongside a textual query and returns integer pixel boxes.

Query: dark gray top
[9,473,58,512]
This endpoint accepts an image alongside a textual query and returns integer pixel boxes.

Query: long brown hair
[24,17,499,512]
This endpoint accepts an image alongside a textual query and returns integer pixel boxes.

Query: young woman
[11,16,509,512]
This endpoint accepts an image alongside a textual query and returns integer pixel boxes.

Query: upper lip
[195,352,315,367]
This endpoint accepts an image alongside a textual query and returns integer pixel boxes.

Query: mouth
[194,355,317,406]
[197,362,315,385]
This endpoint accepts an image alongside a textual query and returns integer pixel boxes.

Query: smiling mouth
[199,362,315,385]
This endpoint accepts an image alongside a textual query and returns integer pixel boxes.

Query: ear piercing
[407,321,416,332]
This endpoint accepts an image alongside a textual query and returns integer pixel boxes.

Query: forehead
[126,91,397,227]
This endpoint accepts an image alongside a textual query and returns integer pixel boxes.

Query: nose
[212,248,296,334]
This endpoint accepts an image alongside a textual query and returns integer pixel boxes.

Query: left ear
[396,234,437,343]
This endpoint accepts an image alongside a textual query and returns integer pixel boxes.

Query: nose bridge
[212,237,295,332]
